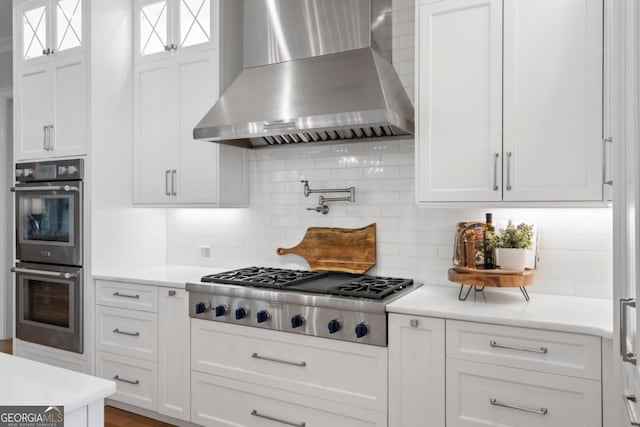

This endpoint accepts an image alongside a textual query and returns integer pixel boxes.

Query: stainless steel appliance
[12,159,83,266]
[193,0,414,148]
[187,267,420,346]
[11,159,84,353]
[13,262,83,353]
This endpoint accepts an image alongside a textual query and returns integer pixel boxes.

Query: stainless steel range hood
[193,0,414,149]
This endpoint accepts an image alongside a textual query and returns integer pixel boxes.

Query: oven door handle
[11,267,79,279]
[11,185,80,193]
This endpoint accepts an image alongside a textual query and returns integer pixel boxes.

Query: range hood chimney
[193,0,414,149]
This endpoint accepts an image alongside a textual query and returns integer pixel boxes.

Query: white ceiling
[0,0,12,41]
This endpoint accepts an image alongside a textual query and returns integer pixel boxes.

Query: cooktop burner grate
[201,267,328,289]
[327,276,414,300]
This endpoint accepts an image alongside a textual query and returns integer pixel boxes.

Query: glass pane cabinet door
[55,0,82,52]
[139,0,169,56]
[179,0,211,48]
[21,1,49,61]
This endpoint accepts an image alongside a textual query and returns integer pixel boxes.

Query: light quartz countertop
[93,264,236,288]
[0,352,115,411]
[387,284,614,339]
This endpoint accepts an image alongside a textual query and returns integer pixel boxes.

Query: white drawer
[96,351,158,412]
[446,359,601,427]
[96,305,158,361]
[96,280,158,312]
[191,319,387,412]
[191,371,387,427]
[446,320,601,380]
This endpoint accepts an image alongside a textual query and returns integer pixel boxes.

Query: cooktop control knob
[214,304,228,317]
[58,166,67,176]
[67,165,78,175]
[291,314,305,328]
[256,310,270,323]
[195,302,210,314]
[355,323,369,338]
[235,307,249,320]
[328,319,342,334]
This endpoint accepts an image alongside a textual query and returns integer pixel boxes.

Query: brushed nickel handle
[410,319,419,328]
[250,410,305,427]
[47,125,54,151]
[112,375,140,385]
[113,328,140,337]
[11,185,79,192]
[112,292,140,299]
[490,398,548,415]
[625,395,640,426]
[168,290,176,296]
[251,352,306,367]
[490,340,548,354]
[171,170,177,196]
[621,298,637,364]
[43,125,48,150]
[164,44,171,51]
[604,137,613,185]
[492,152,499,191]
[165,170,171,196]
[506,152,513,191]
[11,267,78,279]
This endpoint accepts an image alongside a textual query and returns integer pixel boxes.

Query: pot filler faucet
[301,180,356,214]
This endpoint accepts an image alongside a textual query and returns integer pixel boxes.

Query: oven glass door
[14,182,82,265]
[15,265,83,353]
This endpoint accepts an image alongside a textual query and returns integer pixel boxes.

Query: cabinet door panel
[416,0,502,202]
[388,314,445,427]
[52,54,86,155]
[158,288,190,421]
[16,0,51,66]
[172,50,219,204]
[16,65,53,160]
[503,0,603,201]
[133,60,175,203]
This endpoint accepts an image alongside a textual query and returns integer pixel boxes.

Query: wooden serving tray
[448,267,534,288]
[276,224,376,274]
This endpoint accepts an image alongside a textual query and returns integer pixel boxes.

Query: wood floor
[0,339,174,427]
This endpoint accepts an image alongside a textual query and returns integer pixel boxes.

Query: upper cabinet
[416,0,605,204]
[134,0,217,64]
[13,0,87,160]
[132,0,248,206]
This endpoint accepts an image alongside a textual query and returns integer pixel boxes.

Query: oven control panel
[16,159,84,182]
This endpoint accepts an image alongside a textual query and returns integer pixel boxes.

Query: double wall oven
[11,159,84,353]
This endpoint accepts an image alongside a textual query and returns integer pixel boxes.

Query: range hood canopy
[193,0,414,149]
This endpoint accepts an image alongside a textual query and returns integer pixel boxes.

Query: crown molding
[0,37,12,55]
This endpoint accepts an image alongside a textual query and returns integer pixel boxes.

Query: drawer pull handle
[490,398,548,415]
[112,292,140,299]
[620,298,637,364]
[251,352,306,367]
[250,409,306,427]
[113,328,140,337]
[625,394,640,426]
[489,340,548,354]
[112,375,140,385]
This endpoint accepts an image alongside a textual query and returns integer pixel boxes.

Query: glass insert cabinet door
[18,0,83,63]
[18,193,74,246]
[135,0,215,60]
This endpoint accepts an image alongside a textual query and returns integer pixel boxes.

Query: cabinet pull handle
[112,328,140,337]
[168,290,176,296]
[43,125,48,150]
[506,152,512,191]
[112,292,140,299]
[410,319,419,328]
[489,340,547,354]
[492,152,499,191]
[251,352,306,367]
[165,170,171,196]
[604,137,613,185]
[164,45,171,51]
[625,395,640,426]
[112,375,140,385]
[490,398,547,415]
[250,410,306,427]
[171,170,177,195]
[47,125,54,151]
[621,298,637,364]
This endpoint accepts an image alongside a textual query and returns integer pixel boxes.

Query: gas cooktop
[200,267,414,300]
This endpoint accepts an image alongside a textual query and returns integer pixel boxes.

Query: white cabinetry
[133,0,247,206]
[94,280,191,422]
[388,314,445,427]
[416,0,605,203]
[191,319,388,426]
[13,0,87,160]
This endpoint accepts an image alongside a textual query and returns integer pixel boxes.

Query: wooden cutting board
[276,224,376,274]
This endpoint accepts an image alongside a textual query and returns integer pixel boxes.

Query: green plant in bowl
[491,221,534,271]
